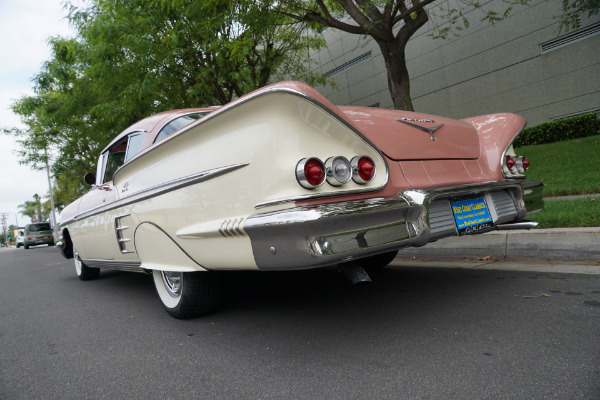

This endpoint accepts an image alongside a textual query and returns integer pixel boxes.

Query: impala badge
[396,118,444,141]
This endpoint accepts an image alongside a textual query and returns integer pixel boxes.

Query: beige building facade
[311,0,600,125]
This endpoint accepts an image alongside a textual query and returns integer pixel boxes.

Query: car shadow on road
[87,263,572,326]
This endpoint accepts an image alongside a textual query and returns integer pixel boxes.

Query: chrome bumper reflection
[244,180,543,270]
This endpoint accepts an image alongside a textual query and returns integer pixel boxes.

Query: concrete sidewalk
[399,227,600,261]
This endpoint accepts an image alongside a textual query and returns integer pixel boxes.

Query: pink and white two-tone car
[57,81,543,318]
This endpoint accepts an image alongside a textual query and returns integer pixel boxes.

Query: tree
[281,0,532,110]
[18,194,45,223]
[8,0,326,205]
[557,0,600,33]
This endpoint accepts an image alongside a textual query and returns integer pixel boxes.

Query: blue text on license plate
[451,197,493,233]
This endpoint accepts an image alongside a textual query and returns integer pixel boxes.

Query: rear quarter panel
[105,89,387,269]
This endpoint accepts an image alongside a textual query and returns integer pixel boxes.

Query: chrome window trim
[60,163,249,227]
[96,152,108,186]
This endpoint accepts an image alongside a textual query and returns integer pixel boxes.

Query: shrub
[513,111,600,147]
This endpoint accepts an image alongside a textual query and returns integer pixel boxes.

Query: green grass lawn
[515,134,600,228]
[516,134,600,197]
[527,197,600,228]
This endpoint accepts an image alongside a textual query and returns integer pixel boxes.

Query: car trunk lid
[339,107,480,160]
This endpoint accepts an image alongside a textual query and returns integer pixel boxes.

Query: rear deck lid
[340,107,480,160]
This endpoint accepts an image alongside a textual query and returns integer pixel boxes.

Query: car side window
[125,132,146,162]
[154,113,208,143]
[104,152,125,183]
[102,140,127,183]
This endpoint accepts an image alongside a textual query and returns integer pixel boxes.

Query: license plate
[451,197,494,235]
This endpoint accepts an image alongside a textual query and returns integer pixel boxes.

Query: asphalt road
[1,246,599,400]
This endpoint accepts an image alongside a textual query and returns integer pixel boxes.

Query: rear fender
[134,222,206,272]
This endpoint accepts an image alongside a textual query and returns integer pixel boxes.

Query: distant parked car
[16,231,25,248]
[23,223,54,249]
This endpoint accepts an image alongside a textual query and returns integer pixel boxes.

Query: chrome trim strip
[81,259,143,272]
[496,221,538,230]
[255,188,383,209]
[61,163,248,227]
[114,85,390,202]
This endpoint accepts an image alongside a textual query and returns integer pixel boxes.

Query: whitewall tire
[74,248,100,281]
[152,270,219,319]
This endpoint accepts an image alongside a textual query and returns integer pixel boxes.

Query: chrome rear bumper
[244,180,543,270]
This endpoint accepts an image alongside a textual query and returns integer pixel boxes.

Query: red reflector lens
[305,159,325,186]
[522,156,530,172]
[506,155,515,170]
[358,157,375,181]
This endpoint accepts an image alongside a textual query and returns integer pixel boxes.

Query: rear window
[154,112,209,143]
[29,223,51,232]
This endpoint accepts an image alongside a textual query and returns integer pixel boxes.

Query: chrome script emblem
[401,117,435,123]
[396,118,444,142]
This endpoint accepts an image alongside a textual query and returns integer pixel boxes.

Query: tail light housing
[325,156,352,186]
[351,156,376,183]
[505,155,530,174]
[296,157,326,189]
[297,155,376,189]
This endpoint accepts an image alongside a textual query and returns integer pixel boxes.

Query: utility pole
[1,213,8,247]
[45,149,59,240]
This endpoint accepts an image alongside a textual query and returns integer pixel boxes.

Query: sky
[0,0,75,227]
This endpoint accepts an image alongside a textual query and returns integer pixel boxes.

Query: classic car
[57,81,543,318]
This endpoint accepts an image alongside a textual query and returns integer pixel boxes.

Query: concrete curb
[398,227,600,260]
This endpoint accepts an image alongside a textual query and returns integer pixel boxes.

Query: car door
[75,132,147,260]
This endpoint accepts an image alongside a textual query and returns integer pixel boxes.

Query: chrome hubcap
[161,271,182,298]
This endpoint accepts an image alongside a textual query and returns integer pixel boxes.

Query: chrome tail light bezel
[351,156,376,184]
[325,156,352,187]
[296,157,326,189]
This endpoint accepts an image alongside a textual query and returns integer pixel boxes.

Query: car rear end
[24,223,55,249]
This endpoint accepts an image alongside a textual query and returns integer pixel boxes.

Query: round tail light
[506,155,516,173]
[296,157,325,189]
[522,156,530,172]
[325,156,352,186]
[351,156,376,184]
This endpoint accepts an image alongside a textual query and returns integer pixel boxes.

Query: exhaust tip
[338,262,372,286]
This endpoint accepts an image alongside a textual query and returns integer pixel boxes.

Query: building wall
[312,0,600,125]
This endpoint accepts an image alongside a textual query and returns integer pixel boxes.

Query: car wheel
[24,244,29,250]
[153,270,219,319]
[74,248,100,281]
[357,250,399,269]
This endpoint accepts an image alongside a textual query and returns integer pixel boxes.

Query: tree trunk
[377,39,413,111]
